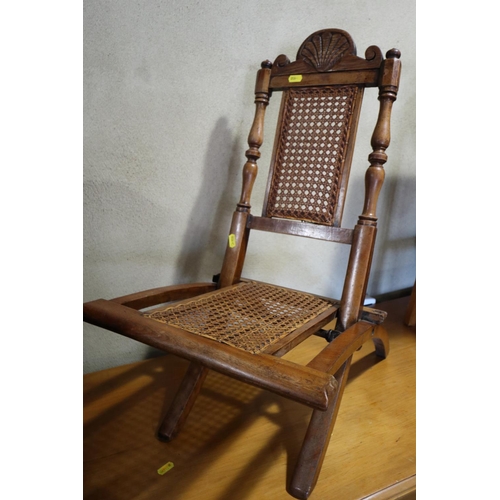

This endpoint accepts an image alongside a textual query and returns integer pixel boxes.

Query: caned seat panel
[143,281,336,354]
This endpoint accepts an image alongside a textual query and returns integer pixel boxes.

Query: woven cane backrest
[258,28,386,229]
[263,85,362,226]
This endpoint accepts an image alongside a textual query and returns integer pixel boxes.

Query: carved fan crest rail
[83,28,402,500]
[271,28,384,81]
[298,30,355,71]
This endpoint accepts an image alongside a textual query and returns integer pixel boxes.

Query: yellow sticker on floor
[157,462,174,475]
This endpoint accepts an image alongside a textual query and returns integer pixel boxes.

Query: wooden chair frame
[84,29,401,499]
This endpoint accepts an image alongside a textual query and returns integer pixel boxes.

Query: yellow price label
[288,74,303,83]
[228,234,236,248]
[157,462,174,475]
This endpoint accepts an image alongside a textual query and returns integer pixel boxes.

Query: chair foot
[287,358,352,499]
[372,324,390,358]
[157,361,208,441]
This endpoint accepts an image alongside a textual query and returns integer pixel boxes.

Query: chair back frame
[218,29,401,332]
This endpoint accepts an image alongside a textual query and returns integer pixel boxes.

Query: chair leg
[287,357,352,500]
[158,361,209,441]
[372,324,390,358]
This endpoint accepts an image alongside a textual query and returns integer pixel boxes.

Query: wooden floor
[83,296,416,500]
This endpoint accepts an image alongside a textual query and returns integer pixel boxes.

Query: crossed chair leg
[156,325,389,499]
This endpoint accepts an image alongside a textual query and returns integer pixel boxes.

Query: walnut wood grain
[83,299,338,411]
[247,215,354,243]
[157,361,208,441]
[271,29,383,77]
[338,224,377,330]
[288,358,352,499]
[219,62,272,288]
[360,49,401,226]
[110,283,217,310]
[269,70,380,90]
[307,321,378,375]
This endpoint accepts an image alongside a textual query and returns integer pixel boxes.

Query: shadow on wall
[84,117,243,297]
[84,117,245,365]
[370,150,416,295]
[331,156,415,300]
[83,178,172,298]
[83,177,182,370]
[356,172,416,297]
[174,117,242,284]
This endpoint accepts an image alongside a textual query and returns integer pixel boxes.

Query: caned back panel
[263,85,363,227]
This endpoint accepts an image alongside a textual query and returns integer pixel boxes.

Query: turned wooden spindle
[338,49,401,330]
[359,48,401,225]
[219,60,272,287]
[238,60,272,212]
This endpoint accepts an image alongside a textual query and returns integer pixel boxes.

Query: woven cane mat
[265,85,359,225]
[143,281,332,354]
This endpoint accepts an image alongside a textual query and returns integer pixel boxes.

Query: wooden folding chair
[84,28,401,499]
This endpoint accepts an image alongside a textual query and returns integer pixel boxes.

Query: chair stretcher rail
[308,321,377,374]
[83,299,338,411]
[247,215,354,244]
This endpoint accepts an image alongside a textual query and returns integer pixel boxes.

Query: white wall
[83,0,416,373]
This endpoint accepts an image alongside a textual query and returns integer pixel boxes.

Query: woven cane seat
[143,281,335,354]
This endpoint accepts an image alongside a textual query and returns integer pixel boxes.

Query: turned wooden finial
[386,48,401,59]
